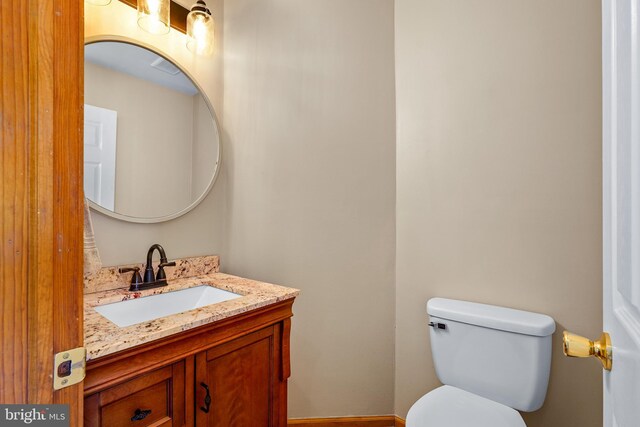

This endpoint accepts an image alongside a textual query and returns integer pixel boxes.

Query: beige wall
[394,1,602,425]
[222,0,396,418]
[85,0,225,266]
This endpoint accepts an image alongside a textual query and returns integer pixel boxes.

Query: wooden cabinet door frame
[1,0,84,425]
[194,326,284,427]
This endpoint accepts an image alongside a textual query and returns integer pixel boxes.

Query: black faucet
[120,244,176,292]
[142,244,176,288]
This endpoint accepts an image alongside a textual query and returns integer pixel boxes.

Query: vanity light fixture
[114,0,214,56]
[137,0,171,35]
[186,0,214,56]
[86,0,112,5]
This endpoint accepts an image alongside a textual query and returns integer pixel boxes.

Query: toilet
[407,298,556,427]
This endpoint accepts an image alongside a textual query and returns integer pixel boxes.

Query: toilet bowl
[407,386,525,427]
[406,298,555,427]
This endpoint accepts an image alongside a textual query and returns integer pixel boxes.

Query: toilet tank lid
[427,298,556,337]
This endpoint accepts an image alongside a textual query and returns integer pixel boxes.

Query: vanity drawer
[84,362,185,427]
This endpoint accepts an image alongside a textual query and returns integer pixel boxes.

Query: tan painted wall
[222,0,397,417]
[394,1,603,425]
[85,0,225,266]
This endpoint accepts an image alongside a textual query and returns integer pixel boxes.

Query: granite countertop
[84,272,299,361]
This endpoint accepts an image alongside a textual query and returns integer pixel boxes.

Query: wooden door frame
[1,0,84,425]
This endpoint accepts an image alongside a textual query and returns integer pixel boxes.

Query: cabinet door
[195,327,279,427]
[84,361,186,427]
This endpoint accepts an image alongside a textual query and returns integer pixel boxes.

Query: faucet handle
[119,266,140,275]
[159,261,177,268]
[119,267,144,291]
[156,261,176,282]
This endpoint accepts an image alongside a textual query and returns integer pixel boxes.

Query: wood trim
[49,1,85,423]
[27,0,54,403]
[99,366,172,405]
[171,360,186,427]
[288,416,405,427]
[273,320,285,427]
[1,0,30,404]
[83,394,100,427]
[2,0,84,424]
[117,0,189,34]
[184,355,195,427]
[280,317,292,380]
[205,325,274,360]
[194,351,208,427]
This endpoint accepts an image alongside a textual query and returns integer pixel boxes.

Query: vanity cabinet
[84,299,293,427]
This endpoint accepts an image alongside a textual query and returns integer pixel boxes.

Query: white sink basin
[94,285,242,327]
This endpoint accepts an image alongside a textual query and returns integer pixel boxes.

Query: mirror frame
[84,35,222,223]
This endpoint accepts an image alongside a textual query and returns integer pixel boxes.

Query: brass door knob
[562,331,613,371]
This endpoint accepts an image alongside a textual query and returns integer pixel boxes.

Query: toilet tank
[427,298,556,412]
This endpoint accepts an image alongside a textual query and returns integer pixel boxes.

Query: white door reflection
[84,104,117,211]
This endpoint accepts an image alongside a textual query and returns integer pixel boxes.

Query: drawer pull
[200,382,212,413]
[131,408,152,421]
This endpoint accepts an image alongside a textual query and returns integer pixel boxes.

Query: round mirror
[83,40,220,223]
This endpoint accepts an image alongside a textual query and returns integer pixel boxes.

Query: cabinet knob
[131,408,152,421]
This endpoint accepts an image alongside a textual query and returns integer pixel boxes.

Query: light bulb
[137,0,170,35]
[193,16,208,40]
[187,1,214,56]
[147,0,160,15]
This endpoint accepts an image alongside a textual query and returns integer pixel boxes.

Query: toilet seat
[406,385,526,427]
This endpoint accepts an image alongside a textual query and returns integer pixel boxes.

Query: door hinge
[53,347,86,390]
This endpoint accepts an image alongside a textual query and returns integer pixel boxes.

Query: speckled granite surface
[84,256,299,361]
[84,255,220,294]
